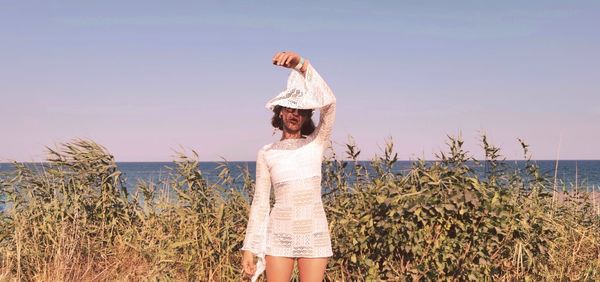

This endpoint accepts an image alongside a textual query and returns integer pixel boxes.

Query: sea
[1,160,599,191]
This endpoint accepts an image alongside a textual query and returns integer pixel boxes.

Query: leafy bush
[0,136,598,281]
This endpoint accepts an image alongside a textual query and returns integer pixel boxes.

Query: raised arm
[241,148,271,279]
[305,64,336,144]
[271,51,337,144]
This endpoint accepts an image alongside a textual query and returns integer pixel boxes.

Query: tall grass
[0,136,599,281]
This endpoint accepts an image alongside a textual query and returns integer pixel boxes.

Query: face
[280,107,310,133]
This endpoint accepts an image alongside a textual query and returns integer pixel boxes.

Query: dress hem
[265,252,333,259]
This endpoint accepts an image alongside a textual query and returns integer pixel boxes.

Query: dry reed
[0,136,599,281]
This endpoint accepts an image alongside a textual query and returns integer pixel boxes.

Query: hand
[242,250,256,277]
[272,51,302,69]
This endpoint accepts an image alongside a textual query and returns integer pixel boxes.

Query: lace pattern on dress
[267,175,332,258]
[242,63,336,281]
[269,136,314,151]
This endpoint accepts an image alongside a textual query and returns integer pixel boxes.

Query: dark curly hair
[271,105,316,136]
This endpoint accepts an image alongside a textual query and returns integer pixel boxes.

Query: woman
[241,50,336,282]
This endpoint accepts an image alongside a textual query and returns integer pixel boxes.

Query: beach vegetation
[0,136,599,281]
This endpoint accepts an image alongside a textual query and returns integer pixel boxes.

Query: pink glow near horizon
[1,1,599,162]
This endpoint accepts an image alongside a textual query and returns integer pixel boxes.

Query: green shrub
[0,136,598,281]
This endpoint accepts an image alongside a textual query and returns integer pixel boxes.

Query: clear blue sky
[1,1,599,161]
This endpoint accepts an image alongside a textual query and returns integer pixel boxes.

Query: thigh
[265,255,295,282]
[297,257,328,282]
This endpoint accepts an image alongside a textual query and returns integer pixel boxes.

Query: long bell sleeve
[241,147,271,282]
[304,64,336,146]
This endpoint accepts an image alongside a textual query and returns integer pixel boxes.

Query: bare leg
[297,257,328,282]
[265,255,295,282]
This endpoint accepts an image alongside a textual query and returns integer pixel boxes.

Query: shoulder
[257,143,274,155]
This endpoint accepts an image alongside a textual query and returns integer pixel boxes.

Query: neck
[281,130,302,140]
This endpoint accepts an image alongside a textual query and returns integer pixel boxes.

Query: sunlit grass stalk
[0,136,598,281]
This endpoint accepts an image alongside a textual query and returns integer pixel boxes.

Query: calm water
[1,160,600,190]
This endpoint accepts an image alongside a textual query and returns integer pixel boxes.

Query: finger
[274,52,285,65]
[281,52,292,65]
[277,51,286,62]
[278,53,288,66]
[243,261,255,275]
[282,54,290,67]
[244,266,254,276]
[284,54,295,67]
[285,53,295,67]
[272,52,283,65]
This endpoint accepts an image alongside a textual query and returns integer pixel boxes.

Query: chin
[284,125,302,133]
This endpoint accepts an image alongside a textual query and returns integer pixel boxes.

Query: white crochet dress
[242,64,336,281]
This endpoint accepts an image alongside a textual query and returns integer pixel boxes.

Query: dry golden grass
[0,137,598,281]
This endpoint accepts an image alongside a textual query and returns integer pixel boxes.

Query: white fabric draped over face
[266,64,336,110]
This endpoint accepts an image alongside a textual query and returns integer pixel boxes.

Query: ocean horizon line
[2,159,600,164]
